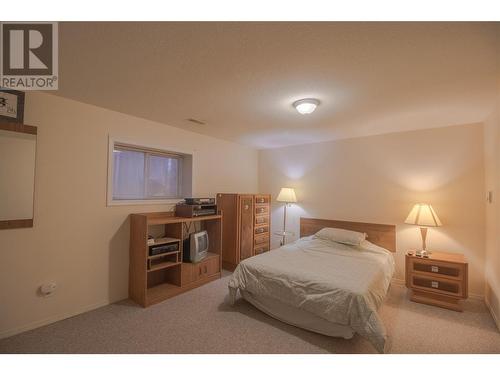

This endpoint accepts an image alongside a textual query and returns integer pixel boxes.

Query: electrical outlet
[39,282,57,297]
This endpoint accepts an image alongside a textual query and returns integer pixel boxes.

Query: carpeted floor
[1,272,499,354]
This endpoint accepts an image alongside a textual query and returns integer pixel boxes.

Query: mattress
[228,235,395,353]
[241,290,355,339]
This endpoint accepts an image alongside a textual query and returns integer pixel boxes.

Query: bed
[228,217,396,353]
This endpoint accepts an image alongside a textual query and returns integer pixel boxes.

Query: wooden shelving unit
[129,211,222,307]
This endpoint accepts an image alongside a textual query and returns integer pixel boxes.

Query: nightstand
[405,251,468,311]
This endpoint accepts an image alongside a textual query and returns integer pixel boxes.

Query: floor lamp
[276,187,297,246]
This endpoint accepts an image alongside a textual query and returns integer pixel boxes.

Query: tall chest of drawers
[216,193,271,271]
[405,251,468,311]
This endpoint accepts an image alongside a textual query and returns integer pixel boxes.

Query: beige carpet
[1,272,499,354]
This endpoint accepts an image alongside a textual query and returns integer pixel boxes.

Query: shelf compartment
[148,237,181,246]
[148,250,180,260]
[146,282,182,304]
[148,251,181,272]
[148,261,181,272]
[147,262,181,288]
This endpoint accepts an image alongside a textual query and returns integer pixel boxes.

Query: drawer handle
[431,266,439,273]
[431,281,439,288]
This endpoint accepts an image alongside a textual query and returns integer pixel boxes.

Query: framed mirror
[0,122,37,229]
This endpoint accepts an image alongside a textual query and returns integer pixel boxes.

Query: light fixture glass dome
[293,98,319,115]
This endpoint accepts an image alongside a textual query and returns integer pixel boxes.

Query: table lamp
[405,203,442,257]
[276,187,297,246]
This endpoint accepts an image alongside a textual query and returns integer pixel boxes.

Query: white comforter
[228,236,395,353]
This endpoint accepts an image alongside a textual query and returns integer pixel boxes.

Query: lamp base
[416,249,431,258]
[417,227,431,257]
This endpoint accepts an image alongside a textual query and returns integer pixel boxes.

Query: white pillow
[314,227,367,246]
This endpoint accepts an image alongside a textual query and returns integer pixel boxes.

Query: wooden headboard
[300,217,396,252]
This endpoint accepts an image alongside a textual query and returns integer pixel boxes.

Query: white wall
[484,82,500,328]
[0,92,258,338]
[259,123,486,296]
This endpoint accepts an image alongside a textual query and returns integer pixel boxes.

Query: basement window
[107,140,192,206]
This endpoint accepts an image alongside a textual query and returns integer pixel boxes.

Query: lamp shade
[276,187,297,203]
[405,203,442,227]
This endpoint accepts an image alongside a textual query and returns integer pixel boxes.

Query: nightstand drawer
[410,259,465,281]
[410,275,464,298]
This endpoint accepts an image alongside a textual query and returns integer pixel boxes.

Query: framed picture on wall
[0,89,25,123]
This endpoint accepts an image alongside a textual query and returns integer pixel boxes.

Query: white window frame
[107,136,194,206]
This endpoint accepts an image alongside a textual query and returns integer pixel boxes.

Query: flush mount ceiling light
[293,98,320,115]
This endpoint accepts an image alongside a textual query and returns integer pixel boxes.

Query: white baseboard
[469,292,485,301]
[0,299,111,340]
[485,296,500,331]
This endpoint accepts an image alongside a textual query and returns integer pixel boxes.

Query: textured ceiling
[53,22,499,148]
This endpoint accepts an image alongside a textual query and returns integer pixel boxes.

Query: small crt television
[183,230,209,263]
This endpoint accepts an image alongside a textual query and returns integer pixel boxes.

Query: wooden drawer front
[411,275,463,297]
[255,205,269,215]
[254,243,269,255]
[255,196,270,204]
[410,259,464,280]
[254,234,269,246]
[254,226,269,235]
[255,215,269,226]
[198,256,219,278]
[181,256,219,285]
